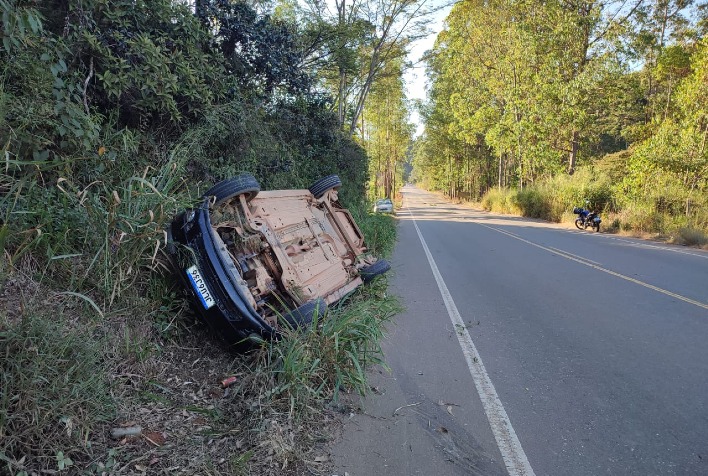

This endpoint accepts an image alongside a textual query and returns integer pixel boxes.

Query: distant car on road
[167,174,390,345]
[373,198,394,214]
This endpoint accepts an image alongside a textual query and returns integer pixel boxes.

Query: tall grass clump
[476,163,707,245]
[533,168,615,221]
[613,167,708,238]
[0,313,114,474]
[481,187,521,214]
[348,202,397,257]
[264,285,400,413]
[480,168,615,222]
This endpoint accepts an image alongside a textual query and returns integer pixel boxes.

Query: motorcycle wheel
[575,218,584,230]
[595,223,600,232]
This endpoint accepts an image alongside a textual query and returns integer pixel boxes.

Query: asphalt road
[331,185,708,476]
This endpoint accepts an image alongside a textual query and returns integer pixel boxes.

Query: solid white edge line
[408,207,535,476]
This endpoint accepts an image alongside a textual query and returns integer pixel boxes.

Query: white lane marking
[563,228,708,259]
[407,207,535,476]
[480,223,708,311]
[547,246,603,266]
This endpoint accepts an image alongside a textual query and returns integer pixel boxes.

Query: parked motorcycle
[573,204,601,232]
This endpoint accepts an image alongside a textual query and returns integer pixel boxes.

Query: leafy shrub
[675,227,708,247]
[481,168,617,223]
[514,188,550,220]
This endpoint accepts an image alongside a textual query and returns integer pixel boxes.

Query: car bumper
[167,203,276,343]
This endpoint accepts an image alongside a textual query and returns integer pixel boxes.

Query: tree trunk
[336,0,348,127]
[498,152,503,188]
[568,130,579,174]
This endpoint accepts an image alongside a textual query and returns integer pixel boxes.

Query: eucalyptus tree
[420,0,646,190]
[296,0,434,135]
[623,38,708,202]
[627,0,695,126]
[362,57,413,199]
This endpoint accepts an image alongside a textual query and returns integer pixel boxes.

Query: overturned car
[166,174,390,344]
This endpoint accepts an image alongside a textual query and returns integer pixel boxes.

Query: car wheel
[204,174,260,206]
[281,298,327,328]
[309,174,342,199]
[360,259,391,283]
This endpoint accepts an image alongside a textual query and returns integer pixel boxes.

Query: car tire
[204,175,260,206]
[360,259,391,283]
[309,174,342,199]
[281,298,327,328]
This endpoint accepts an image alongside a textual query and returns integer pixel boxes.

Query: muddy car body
[167,174,389,344]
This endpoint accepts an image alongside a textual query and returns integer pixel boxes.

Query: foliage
[416,0,705,240]
[362,56,413,200]
[294,0,432,134]
[199,0,311,96]
[350,203,398,257]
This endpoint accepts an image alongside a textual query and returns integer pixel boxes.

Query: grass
[349,201,398,257]
[0,309,114,474]
[674,227,708,247]
[263,279,401,411]
[478,167,708,247]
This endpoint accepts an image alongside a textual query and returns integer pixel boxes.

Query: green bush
[676,227,708,247]
[482,167,615,222]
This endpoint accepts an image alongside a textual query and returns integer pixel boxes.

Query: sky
[404,1,454,137]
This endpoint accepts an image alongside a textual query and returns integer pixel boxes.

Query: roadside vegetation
[414,1,707,246]
[1,1,408,474]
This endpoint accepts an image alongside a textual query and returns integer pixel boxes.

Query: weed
[0,311,114,474]
[675,227,708,247]
[230,450,255,476]
[261,282,400,415]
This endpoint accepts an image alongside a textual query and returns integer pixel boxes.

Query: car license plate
[186,265,215,309]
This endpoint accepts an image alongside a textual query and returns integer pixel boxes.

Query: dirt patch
[103,328,344,475]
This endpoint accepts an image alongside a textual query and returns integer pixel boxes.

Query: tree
[297,0,433,135]
[418,0,644,191]
[362,57,413,199]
